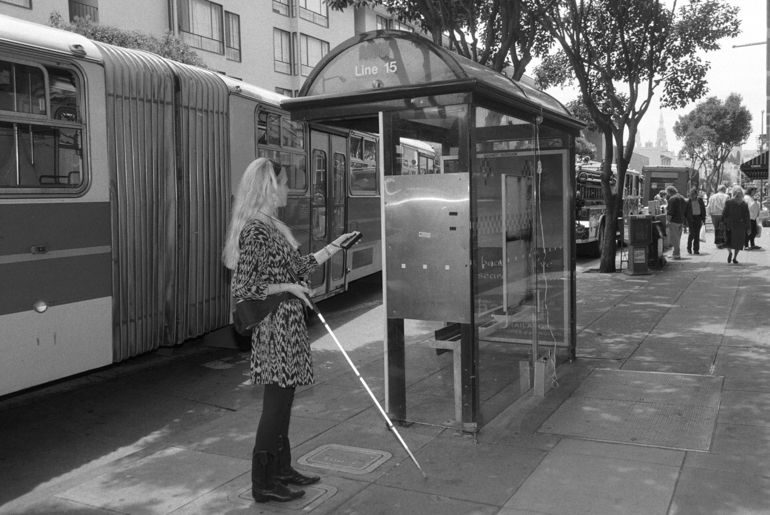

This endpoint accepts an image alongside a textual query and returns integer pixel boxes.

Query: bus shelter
[283,31,582,431]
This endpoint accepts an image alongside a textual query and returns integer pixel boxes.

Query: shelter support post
[386,317,406,421]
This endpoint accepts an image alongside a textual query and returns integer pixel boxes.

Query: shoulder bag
[233,293,291,336]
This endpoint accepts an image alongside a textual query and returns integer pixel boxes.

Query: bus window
[257,108,307,193]
[281,116,304,149]
[312,149,327,238]
[0,61,85,193]
[350,135,378,196]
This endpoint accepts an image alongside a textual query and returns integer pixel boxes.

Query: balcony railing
[180,30,224,54]
[299,7,328,27]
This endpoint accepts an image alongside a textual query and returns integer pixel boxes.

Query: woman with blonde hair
[223,157,356,503]
[721,185,751,264]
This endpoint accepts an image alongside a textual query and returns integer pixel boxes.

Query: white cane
[289,269,427,479]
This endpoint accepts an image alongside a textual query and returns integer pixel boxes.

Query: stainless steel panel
[384,173,471,322]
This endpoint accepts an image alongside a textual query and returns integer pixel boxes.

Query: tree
[48,12,207,68]
[674,93,752,194]
[326,0,552,79]
[530,0,740,272]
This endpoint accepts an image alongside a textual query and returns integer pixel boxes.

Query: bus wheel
[593,224,604,257]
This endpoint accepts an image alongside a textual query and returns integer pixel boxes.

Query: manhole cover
[230,483,337,510]
[298,444,391,474]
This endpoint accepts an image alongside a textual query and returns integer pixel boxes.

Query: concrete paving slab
[620,360,713,375]
[669,466,770,515]
[292,383,383,422]
[570,369,722,407]
[551,438,684,467]
[717,390,770,427]
[717,364,770,392]
[58,447,250,515]
[502,452,678,515]
[629,340,719,364]
[0,495,120,515]
[161,408,338,461]
[38,383,231,447]
[577,339,648,360]
[109,351,260,412]
[334,484,499,515]
[715,346,770,368]
[538,369,721,451]
[376,436,546,506]
[167,473,370,515]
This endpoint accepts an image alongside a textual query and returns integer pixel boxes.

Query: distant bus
[397,137,439,174]
[575,159,643,255]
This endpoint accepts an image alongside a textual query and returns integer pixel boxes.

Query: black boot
[275,435,321,486]
[252,451,305,503]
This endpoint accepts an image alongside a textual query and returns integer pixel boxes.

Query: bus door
[309,128,347,297]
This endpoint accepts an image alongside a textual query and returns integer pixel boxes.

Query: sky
[542,0,766,156]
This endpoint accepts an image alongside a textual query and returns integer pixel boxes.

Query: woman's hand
[285,283,313,309]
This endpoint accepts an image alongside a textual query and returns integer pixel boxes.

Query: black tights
[254,383,295,456]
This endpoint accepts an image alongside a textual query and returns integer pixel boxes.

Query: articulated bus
[575,159,643,255]
[0,15,381,396]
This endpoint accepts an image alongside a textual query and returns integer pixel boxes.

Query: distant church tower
[656,111,668,151]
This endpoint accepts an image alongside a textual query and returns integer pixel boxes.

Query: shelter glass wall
[472,107,573,355]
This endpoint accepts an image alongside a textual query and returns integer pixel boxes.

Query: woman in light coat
[744,186,761,250]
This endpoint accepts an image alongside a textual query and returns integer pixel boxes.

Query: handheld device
[338,231,363,250]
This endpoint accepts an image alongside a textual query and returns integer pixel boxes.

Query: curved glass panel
[515,80,570,116]
[305,36,460,96]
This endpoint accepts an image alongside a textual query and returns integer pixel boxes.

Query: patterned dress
[231,219,318,387]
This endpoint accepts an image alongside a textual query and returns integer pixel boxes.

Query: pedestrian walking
[707,184,729,246]
[721,185,751,264]
[222,158,356,503]
[744,186,761,250]
[685,187,706,254]
[665,186,686,259]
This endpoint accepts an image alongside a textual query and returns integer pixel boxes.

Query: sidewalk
[2,239,770,515]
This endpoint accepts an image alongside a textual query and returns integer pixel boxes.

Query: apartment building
[0,0,417,94]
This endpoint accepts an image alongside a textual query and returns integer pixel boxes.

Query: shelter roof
[282,31,582,131]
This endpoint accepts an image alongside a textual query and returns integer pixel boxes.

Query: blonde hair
[731,185,744,199]
[222,158,298,270]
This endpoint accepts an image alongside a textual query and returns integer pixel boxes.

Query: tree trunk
[599,130,617,273]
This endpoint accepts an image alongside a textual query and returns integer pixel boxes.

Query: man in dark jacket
[665,186,687,259]
[684,188,707,254]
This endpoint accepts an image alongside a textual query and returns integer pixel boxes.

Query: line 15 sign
[355,60,398,77]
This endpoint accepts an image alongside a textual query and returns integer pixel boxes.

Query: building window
[298,0,328,27]
[275,87,293,97]
[376,15,389,31]
[274,29,292,75]
[0,0,31,8]
[224,11,241,61]
[0,60,87,195]
[69,0,98,22]
[299,34,329,77]
[391,19,413,32]
[272,0,291,17]
[177,0,224,54]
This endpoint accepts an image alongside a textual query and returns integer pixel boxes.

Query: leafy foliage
[48,12,207,68]
[528,0,740,272]
[673,93,752,194]
[326,0,552,78]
